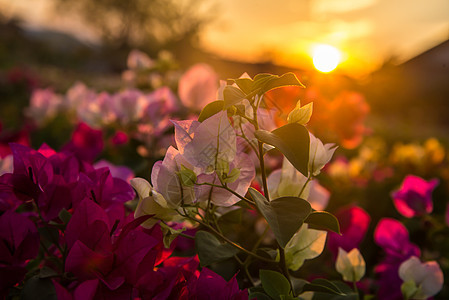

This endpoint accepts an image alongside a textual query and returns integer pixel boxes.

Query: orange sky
[199,0,449,76]
[1,0,449,76]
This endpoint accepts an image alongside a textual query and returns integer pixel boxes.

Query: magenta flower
[187,268,248,300]
[374,218,421,300]
[0,143,54,212]
[72,167,135,219]
[94,160,134,183]
[65,199,161,293]
[0,210,39,296]
[62,122,103,163]
[327,206,370,259]
[110,131,129,145]
[391,175,438,218]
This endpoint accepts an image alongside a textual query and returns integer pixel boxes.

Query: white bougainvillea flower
[267,158,308,199]
[172,119,201,155]
[131,177,181,229]
[284,224,327,271]
[336,248,366,282]
[151,146,195,207]
[195,151,255,207]
[287,100,313,125]
[309,133,338,176]
[182,111,236,173]
[267,158,330,210]
[307,180,330,211]
[399,256,444,299]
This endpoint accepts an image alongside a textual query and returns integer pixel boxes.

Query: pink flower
[178,64,219,111]
[374,218,421,300]
[0,210,40,295]
[327,206,370,259]
[62,122,104,163]
[391,175,438,218]
[185,268,248,299]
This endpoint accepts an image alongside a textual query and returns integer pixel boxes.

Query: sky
[1,0,449,76]
[199,0,449,75]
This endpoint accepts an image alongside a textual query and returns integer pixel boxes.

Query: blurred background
[1,0,449,139]
[2,3,449,297]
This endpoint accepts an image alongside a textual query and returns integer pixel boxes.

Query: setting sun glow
[312,44,342,73]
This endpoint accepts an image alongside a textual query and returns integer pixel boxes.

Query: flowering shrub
[0,52,448,299]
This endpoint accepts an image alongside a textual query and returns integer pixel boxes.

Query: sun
[312,44,342,73]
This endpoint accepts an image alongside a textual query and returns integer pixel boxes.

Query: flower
[285,224,327,271]
[374,218,421,300]
[336,248,366,282]
[327,206,370,259]
[163,111,254,207]
[0,210,39,295]
[391,175,439,218]
[399,256,443,299]
[178,63,219,111]
[309,132,337,176]
[267,158,329,210]
[287,100,313,125]
[131,177,182,229]
[327,91,370,149]
[26,88,62,125]
[186,268,248,300]
[62,122,103,163]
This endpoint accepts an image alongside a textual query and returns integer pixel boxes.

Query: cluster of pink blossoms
[0,143,247,299]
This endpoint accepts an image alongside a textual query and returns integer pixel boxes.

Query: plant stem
[353,280,359,300]
[298,176,312,198]
[278,244,292,291]
[258,141,270,201]
[185,214,276,263]
[196,182,255,205]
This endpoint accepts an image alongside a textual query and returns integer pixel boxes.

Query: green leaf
[39,266,58,279]
[304,211,340,234]
[195,231,239,267]
[249,188,312,248]
[280,295,299,300]
[223,85,248,108]
[221,168,240,183]
[291,277,308,297]
[198,100,224,122]
[253,74,277,93]
[257,248,279,261]
[311,280,358,300]
[21,276,57,300]
[249,292,272,300]
[218,208,243,224]
[178,165,197,187]
[255,123,310,177]
[253,73,274,82]
[58,208,71,224]
[232,78,254,95]
[160,222,186,248]
[260,72,305,95]
[302,278,346,296]
[260,269,291,300]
